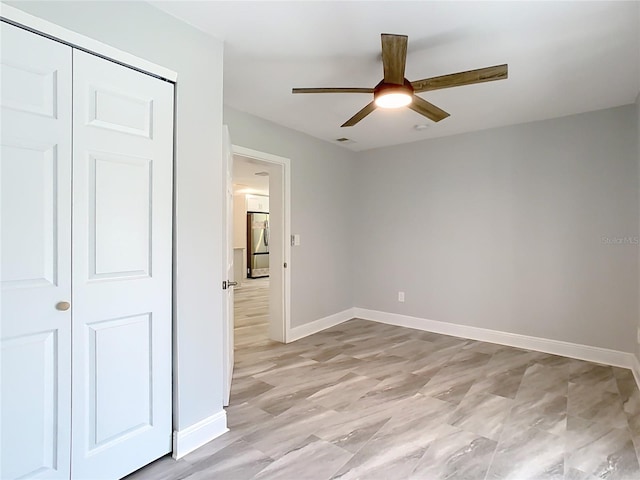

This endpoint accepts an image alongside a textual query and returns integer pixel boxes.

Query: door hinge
[284,262,287,268]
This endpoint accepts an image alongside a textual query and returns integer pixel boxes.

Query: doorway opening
[230,145,290,344]
[222,142,290,406]
[232,155,271,348]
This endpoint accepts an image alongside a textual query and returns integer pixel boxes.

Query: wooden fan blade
[381,34,408,85]
[292,87,374,94]
[341,102,377,127]
[409,96,450,123]
[411,64,508,93]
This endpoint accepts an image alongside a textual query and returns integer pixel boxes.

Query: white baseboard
[172,410,228,459]
[287,308,355,342]
[283,307,640,393]
[353,308,640,390]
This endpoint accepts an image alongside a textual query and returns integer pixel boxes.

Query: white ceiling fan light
[374,84,413,109]
[374,91,412,109]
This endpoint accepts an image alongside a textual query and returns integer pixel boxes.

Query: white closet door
[0,22,72,480]
[71,50,174,479]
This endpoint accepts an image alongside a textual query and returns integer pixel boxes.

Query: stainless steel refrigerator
[247,212,269,278]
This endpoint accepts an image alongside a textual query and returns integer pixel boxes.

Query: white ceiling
[233,155,270,196]
[152,1,640,151]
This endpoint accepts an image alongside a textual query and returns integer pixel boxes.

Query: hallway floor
[127,283,640,479]
[234,277,270,350]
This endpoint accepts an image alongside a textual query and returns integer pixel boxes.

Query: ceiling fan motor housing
[374,78,414,98]
[374,79,414,108]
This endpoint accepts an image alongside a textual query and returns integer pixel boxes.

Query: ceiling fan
[292,34,508,127]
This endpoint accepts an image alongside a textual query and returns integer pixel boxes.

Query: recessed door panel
[90,153,151,279]
[1,331,58,479]
[72,49,173,479]
[88,314,152,448]
[0,22,72,480]
[88,87,152,138]
[0,62,57,118]
[1,142,58,287]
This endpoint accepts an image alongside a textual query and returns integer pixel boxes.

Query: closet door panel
[0,22,72,480]
[71,50,174,480]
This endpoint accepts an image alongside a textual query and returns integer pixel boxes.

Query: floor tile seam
[480,398,514,454]
[325,454,357,480]
[327,414,395,464]
[620,425,640,464]
[564,422,633,456]
[631,436,640,464]
[246,447,280,480]
[180,438,266,477]
[480,439,504,480]
[413,423,500,480]
[250,431,354,478]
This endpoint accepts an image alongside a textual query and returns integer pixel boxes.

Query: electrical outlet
[398,291,405,302]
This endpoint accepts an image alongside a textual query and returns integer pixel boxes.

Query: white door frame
[231,145,292,342]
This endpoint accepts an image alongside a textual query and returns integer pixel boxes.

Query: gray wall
[353,106,639,353]
[224,107,355,328]
[8,1,227,430]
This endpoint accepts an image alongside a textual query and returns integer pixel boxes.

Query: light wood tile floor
[127,279,640,479]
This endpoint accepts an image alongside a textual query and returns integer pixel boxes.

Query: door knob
[227,281,238,287]
[56,301,70,311]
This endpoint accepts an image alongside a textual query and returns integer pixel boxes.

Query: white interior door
[1,22,72,480]
[222,125,235,406]
[71,50,174,479]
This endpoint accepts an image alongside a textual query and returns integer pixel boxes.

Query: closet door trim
[0,4,177,83]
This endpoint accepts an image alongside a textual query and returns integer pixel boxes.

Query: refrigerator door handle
[264,220,269,247]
